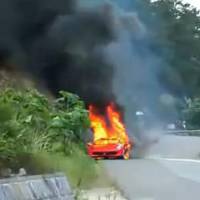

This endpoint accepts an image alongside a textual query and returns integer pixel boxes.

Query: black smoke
[0,0,117,109]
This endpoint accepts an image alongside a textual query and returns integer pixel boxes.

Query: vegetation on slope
[0,87,101,187]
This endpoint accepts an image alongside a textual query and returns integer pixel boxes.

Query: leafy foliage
[183,98,200,129]
[0,88,90,160]
[133,0,200,97]
[130,0,200,125]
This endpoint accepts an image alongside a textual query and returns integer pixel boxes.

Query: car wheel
[123,150,130,160]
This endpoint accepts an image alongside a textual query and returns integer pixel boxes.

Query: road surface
[105,135,200,200]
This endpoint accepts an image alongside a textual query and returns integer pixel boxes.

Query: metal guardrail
[164,129,200,136]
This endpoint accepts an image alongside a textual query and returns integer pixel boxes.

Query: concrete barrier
[0,173,74,200]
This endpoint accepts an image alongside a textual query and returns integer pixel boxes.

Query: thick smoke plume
[0,0,117,110]
[0,0,149,109]
[0,0,166,148]
[100,1,164,151]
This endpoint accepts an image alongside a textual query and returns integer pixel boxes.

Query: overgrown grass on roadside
[0,148,113,189]
[0,87,114,189]
[0,87,101,188]
[30,151,99,188]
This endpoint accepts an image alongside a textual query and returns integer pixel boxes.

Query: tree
[130,0,200,122]
[183,97,200,129]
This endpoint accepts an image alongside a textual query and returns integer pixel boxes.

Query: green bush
[0,88,90,160]
[183,98,200,129]
[0,88,106,188]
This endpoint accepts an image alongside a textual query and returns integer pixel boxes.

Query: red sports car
[87,138,133,160]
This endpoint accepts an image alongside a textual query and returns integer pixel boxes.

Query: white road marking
[146,157,200,163]
[145,157,200,183]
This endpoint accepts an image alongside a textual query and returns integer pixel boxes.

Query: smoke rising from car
[0,0,117,110]
[101,2,166,148]
[0,0,169,151]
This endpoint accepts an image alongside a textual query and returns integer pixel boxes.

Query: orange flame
[89,103,129,145]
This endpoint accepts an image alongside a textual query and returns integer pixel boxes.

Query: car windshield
[94,138,119,144]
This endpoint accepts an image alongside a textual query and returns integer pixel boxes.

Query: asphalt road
[105,135,200,200]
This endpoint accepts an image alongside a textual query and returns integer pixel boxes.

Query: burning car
[87,138,133,160]
[87,103,134,159]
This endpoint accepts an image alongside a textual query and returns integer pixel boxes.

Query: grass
[23,152,98,188]
[0,84,112,189]
[10,147,111,189]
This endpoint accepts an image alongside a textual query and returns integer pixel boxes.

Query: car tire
[123,150,130,160]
